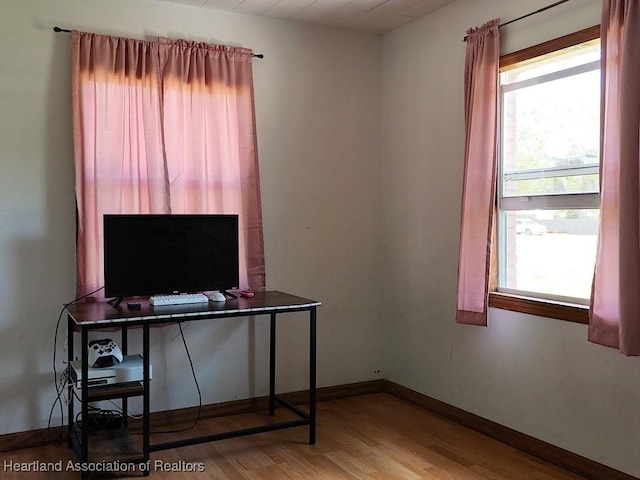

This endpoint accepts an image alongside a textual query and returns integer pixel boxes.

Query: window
[491,27,600,322]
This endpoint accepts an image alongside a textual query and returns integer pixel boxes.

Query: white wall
[381,0,640,477]
[2,0,640,477]
[0,0,383,435]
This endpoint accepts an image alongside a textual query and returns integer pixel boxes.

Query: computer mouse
[207,291,227,302]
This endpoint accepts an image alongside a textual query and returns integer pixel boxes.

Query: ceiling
[153,0,458,35]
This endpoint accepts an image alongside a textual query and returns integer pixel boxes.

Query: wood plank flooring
[0,393,589,479]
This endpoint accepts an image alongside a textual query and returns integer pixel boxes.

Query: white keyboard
[150,293,209,306]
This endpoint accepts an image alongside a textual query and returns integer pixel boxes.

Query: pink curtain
[589,0,640,355]
[456,19,500,326]
[72,32,265,300]
[159,39,265,291]
[72,32,169,300]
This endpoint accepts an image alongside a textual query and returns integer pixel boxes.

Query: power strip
[85,412,123,430]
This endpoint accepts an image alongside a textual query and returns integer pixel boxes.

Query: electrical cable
[46,367,70,446]
[151,321,202,434]
[47,286,105,445]
[49,288,202,438]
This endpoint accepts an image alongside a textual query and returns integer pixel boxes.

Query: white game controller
[88,338,124,368]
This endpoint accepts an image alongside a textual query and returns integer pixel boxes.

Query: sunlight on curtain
[72,32,168,300]
[72,32,265,300]
[159,38,265,291]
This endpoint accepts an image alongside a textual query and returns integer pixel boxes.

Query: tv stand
[65,291,320,479]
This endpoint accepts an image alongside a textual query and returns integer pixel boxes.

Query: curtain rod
[462,0,570,42]
[53,27,264,58]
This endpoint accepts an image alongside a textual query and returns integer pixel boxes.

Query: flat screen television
[103,214,239,299]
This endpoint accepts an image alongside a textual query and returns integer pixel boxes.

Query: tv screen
[103,214,239,299]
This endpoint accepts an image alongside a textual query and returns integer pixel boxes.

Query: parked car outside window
[516,219,547,235]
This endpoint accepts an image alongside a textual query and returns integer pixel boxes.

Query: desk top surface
[66,290,320,326]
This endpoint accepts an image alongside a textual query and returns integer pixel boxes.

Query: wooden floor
[1,393,588,479]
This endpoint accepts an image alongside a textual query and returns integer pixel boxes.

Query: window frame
[489,25,601,324]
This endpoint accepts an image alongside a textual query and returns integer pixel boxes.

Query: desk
[65,291,320,478]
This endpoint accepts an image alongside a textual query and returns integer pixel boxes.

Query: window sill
[488,292,589,324]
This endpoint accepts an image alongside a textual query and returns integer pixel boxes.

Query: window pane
[501,69,600,181]
[498,37,600,303]
[500,210,599,300]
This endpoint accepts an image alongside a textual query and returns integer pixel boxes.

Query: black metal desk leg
[67,315,74,448]
[309,307,317,445]
[142,324,150,476]
[121,326,128,425]
[269,313,276,416]
[80,327,89,480]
